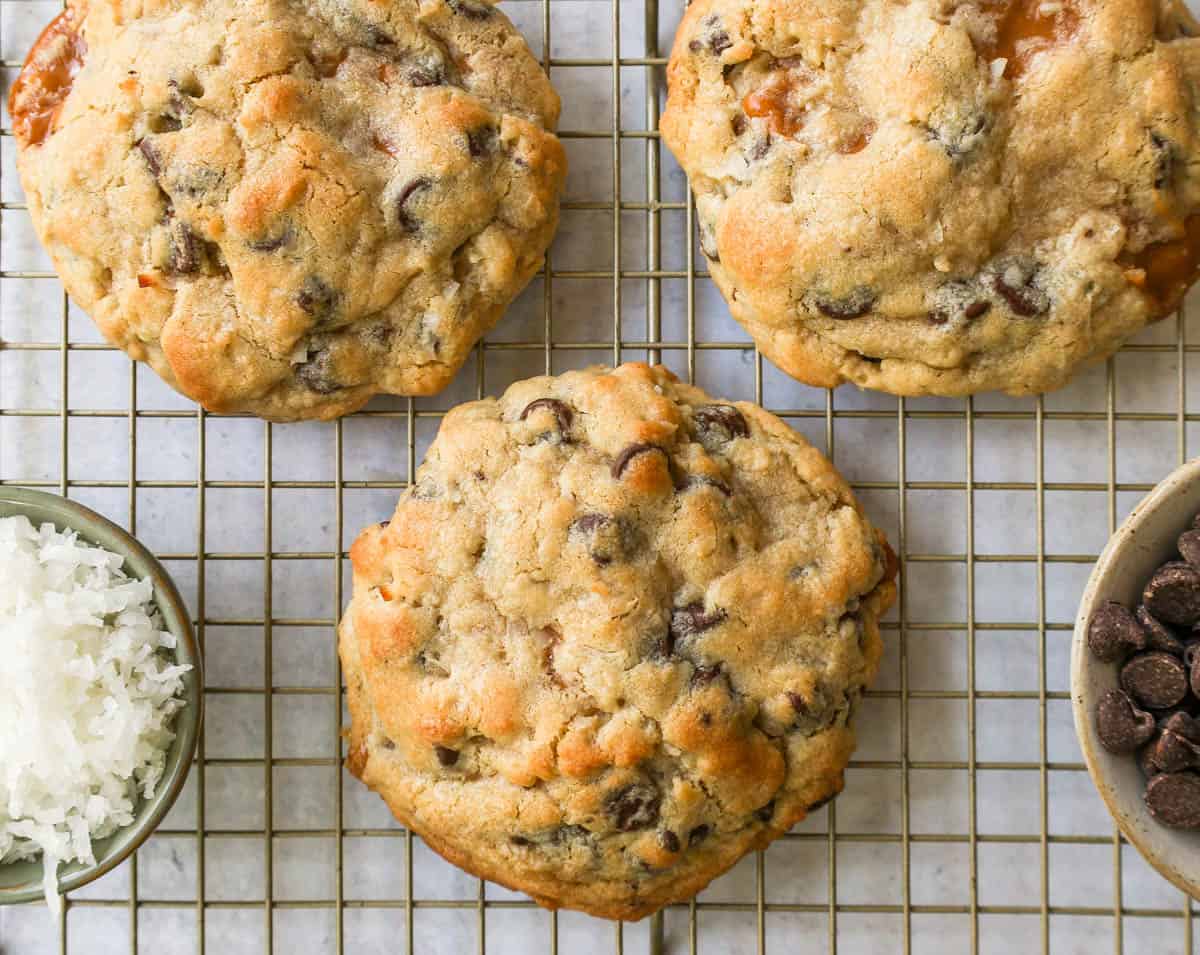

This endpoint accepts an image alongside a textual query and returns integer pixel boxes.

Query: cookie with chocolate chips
[9,0,564,420]
[339,363,896,919]
[660,0,1200,396]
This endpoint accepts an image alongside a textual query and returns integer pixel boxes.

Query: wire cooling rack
[3,0,1200,952]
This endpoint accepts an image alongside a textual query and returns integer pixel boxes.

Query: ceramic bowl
[0,487,203,905]
[1072,459,1200,900]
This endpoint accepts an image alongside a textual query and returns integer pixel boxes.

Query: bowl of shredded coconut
[0,487,201,913]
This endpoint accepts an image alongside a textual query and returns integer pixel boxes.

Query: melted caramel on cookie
[986,0,1078,80]
[742,76,805,137]
[1120,216,1200,316]
[838,121,876,155]
[8,8,86,147]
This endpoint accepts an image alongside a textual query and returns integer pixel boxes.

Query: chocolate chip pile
[1088,521,1200,830]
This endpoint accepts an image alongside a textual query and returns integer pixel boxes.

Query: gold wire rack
[3,0,1200,951]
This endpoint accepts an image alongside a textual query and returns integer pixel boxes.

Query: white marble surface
[3,0,1200,951]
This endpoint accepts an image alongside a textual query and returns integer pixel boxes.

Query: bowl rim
[1071,458,1200,902]
[0,487,204,905]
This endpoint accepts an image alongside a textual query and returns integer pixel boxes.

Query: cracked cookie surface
[339,363,896,919]
[661,0,1200,396]
[9,0,564,420]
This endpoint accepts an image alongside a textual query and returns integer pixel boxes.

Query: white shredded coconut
[0,515,191,915]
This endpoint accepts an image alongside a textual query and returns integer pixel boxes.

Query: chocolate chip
[408,64,446,87]
[138,138,162,177]
[691,662,723,685]
[1144,772,1200,828]
[394,177,433,233]
[519,397,573,439]
[1150,728,1200,772]
[811,286,877,319]
[297,276,338,322]
[570,512,640,565]
[571,513,610,536]
[1144,562,1200,626]
[1164,711,1200,742]
[679,474,733,496]
[1087,602,1147,662]
[659,830,681,853]
[930,278,990,326]
[367,25,395,47]
[435,745,459,766]
[1150,131,1175,190]
[1095,688,1158,753]
[668,603,727,649]
[1192,648,1200,698]
[605,783,661,831]
[1121,651,1190,710]
[378,520,390,528]
[693,404,749,447]
[552,824,590,843]
[295,345,341,394]
[510,835,532,846]
[731,114,746,136]
[150,113,183,134]
[1139,742,1164,778]
[466,125,497,158]
[1136,605,1185,656]
[167,221,209,275]
[989,260,1049,317]
[446,0,493,18]
[688,824,711,846]
[612,443,668,479]
[1179,529,1200,569]
[692,15,731,54]
[170,76,203,100]
[753,800,776,822]
[247,229,293,252]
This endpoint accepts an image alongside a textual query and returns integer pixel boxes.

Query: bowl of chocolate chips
[1073,459,1200,899]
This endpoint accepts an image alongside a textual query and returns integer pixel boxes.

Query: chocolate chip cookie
[9,0,564,420]
[660,0,1200,396]
[339,363,896,919]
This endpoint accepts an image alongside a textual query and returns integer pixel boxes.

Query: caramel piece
[742,77,804,137]
[8,8,86,147]
[987,0,1079,80]
[1120,216,1200,316]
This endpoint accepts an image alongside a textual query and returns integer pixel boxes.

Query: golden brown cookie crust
[10,0,565,420]
[661,0,1200,396]
[339,363,896,920]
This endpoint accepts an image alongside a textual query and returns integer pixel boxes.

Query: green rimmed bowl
[0,487,203,906]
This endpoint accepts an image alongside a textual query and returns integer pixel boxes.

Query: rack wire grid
[3,0,1200,952]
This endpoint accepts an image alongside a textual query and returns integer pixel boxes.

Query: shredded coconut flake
[0,515,190,915]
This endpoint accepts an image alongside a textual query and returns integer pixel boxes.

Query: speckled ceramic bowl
[1072,459,1200,901]
[0,487,203,906]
